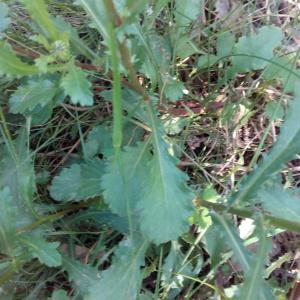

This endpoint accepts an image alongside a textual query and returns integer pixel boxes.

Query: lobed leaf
[87,238,148,300]
[60,64,93,106]
[0,41,38,77]
[9,79,58,114]
[138,104,194,244]
[85,124,112,158]
[216,31,235,58]
[258,183,300,222]
[50,159,105,202]
[20,236,62,267]
[175,0,204,28]
[0,129,36,222]
[101,143,150,217]
[62,256,99,297]
[232,26,283,72]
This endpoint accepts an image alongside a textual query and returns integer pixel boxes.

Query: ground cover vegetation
[1,0,300,299]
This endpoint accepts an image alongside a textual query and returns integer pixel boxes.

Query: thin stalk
[0,106,18,162]
[103,0,135,239]
[103,1,123,157]
[198,198,300,232]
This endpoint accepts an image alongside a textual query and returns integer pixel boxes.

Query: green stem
[198,198,300,232]
[103,0,123,156]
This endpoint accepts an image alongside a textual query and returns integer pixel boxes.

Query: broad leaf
[0,2,10,32]
[198,54,219,69]
[258,183,300,222]
[216,31,235,58]
[232,26,283,72]
[230,85,300,204]
[50,290,69,300]
[175,0,204,28]
[87,238,148,300]
[85,124,112,158]
[60,64,93,106]
[50,159,105,202]
[204,224,227,268]
[164,76,185,102]
[0,41,38,77]
[265,101,284,121]
[101,143,150,217]
[9,79,58,114]
[138,104,194,244]
[0,129,36,223]
[0,131,62,269]
[62,256,99,297]
[20,236,62,267]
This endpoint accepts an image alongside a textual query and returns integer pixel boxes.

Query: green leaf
[20,236,62,267]
[53,16,95,61]
[0,2,10,32]
[197,54,219,69]
[230,85,300,204]
[265,102,284,121]
[204,224,227,268]
[258,183,300,222]
[76,0,125,40]
[61,64,93,106]
[211,213,252,271]
[138,104,194,244]
[50,159,105,202]
[0,129,36,223]
[146,32,171,75]
[21,0,62,42]
[232,26,283,72]
[87,238,148,300]
[0,41,38,77]
[101,143,150,217]
[176,35,198,59]
[161,241,195,290]
[263,55,300,93]
[0,187,18,254]
[62,256,99,297]
[50,290,69,300]
[9,79,58,114]
[66,210,129,234]
[175,0,204,28]
[216,31,235,58]
[164,76,185,102]
[85,124,112,158]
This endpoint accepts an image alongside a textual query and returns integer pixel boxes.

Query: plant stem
[198,198,300,232]
[103,0,123,155]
